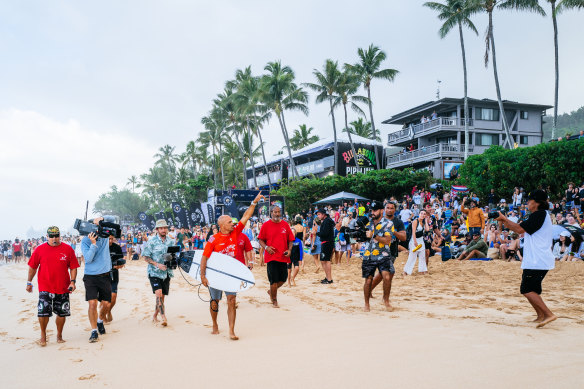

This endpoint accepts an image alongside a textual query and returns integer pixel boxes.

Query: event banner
[171,202,188,228]
[269,195,285,216]
[188,202,205,227]
[200,202,214,225]
[137,212,155,230]
[155,211,166,222]
[165,212,175,227]
[337,143,382,175]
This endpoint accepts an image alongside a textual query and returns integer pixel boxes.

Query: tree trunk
[218,139,226,191]
[234,134,248,189]
[329,96,339,175]
[279,110,300,179]
[343,102,359,171]
[247,119,258,188]
[551,0,559,141]
[459,21,470,160]
[488,11,513,149]
[366,85,381,169]
[257,127,273,189]
[211,145,217,190]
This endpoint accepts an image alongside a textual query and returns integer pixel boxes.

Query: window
[475,107,500,121]
[520,135,528,145]
[476,133,499,146]
[520,111,528,119]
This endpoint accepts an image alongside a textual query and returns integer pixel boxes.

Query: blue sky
[1,1,582,239]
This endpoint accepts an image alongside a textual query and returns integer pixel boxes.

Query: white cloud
[0,109,156,240]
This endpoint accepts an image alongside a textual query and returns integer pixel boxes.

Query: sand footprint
[78,374,96,380]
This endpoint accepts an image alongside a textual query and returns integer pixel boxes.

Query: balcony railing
[386,143,473,167]
[387,117,474,144]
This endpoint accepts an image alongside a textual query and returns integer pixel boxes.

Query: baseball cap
[528,189,547,202]
[315,209,325,215]
[47,226,60,236]
[369,201,384,211]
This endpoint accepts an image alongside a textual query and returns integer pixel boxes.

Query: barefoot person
[142,219,176,327]
[26,226,79,346]
[362,201,394,312]
[200,192,264,340]
[258,204,295,307]
[496,189,557,328]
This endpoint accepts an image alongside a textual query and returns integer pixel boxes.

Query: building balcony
[386,143,473,169]
[387,117,474,145]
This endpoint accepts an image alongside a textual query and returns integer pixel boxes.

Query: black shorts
[149,276,170,295]
[267,261,288,285]
[111,280,119,294]
[38,291,71,317]
[320,242,334,262]
[14,251,22,257]
[362,258,395,278]
[520,269,548,295]
[83,273,112,302]
[287,258,300,269]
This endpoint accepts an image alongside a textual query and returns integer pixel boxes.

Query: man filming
[102,234,125,323]
[81,216,115,343]
[495,190,556,328]
[142,219,176,326]
[362,201,394,312]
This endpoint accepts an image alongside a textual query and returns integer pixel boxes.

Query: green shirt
[465,238,488,257]
[142,235,176,279]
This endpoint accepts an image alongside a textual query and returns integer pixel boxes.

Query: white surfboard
[178,250,255,293]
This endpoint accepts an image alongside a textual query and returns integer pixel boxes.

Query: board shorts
[83,273,112,302]
[149,276,170,295]
[267,261,288,284]
[362,258,395,278]
[38,291,71,317]
[287,257,300,269]
[320,242,334,262]
[14,251,22,257]
[520,269,548,295]
[209,287,236,301]
[111,280,119,294]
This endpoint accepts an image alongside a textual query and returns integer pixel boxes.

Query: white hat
[500,199,506,203]
[155,219,169,229]
[559,231,571,238]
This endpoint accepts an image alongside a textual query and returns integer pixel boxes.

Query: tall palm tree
[223,139,242,187]
[304,59,342,175]
[345,44,398,169]
[290,124,320,150]
[424,0,480,160]
[127,175,138,193]
[182,140,203,177]
[154,145,179,181]
[334,69,369,167]
[549,0,583,139]
[347,118,381,141]
[259,61,309,180]
[201,108,228,191]
[480,0,545,149]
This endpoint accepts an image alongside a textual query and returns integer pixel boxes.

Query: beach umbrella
[551,224,569,240]
[313,191,369,205]
[560,224,584,239]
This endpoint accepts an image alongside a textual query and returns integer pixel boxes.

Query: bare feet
[229,333,239,340]
[57,336,66,343]
[38,338,47,347]
[106,312,113,322]
[212,326,219,335]
[291,280,296,286]
[152,314,159,323]
[363,304,370,312]
[383,300,393,311]
[272,300,280,308]
[536,315,557,328]
[532,316,544,323]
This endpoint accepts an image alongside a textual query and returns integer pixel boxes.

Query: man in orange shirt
[461,197,485,236]
[200,192,264,340]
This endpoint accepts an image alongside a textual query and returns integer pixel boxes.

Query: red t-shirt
[13,243,22,252]
[258,220,294,263]
[203,222,244,259]
[28,243,79,294]
[235,234,253,265]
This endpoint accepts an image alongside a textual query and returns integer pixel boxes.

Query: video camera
[345,215,370,243]
[74,219,121,239]
[163,246,180,270]
[110,252,126,267]
[488,209,502,219]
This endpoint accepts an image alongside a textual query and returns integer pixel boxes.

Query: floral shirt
[363,218,394,261]
[142,234,176,279]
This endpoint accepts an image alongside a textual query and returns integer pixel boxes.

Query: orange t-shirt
[202,222,244,259]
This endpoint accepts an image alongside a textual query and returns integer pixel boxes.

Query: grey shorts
[209,287,236,301]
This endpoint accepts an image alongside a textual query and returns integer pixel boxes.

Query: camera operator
[81,216,115,343]
[495,189,557,328]
[142,219,176,326]
[362,201,394,312]
[102,234,124,323]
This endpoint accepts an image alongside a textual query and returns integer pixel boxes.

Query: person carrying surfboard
[200,191,265,340]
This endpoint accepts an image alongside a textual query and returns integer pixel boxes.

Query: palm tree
[424,0,480,160]
[201,108,229,191]
[334,69,369,167]
[182,140,203,177]
[259,61,309,179]
[347,118,381,141]
[480,0,545,149]
[290,124,320,150]
[345,44,398,169]
[223,139,242,187]
[154,145,179,180]
[304,59,342,175]
[127,175,138,193]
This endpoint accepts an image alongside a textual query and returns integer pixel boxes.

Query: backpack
[441,244,452,261]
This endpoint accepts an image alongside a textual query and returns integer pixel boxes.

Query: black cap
[314,209,325,215]
[528,189,547,202]
[369,201,384,211]
[472,230,481,236]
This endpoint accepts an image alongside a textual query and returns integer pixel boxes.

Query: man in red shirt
[258,205,294,308]
[200,192,264,340]
[234,223,254,269]
[26,226,79,346]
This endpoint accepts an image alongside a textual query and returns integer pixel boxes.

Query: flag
[171,202,188,228]
[188,203,205,227]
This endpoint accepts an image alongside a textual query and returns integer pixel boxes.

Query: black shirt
[317,216,335,243]
[519,210,547,235]
[109,242,122,283]
[387,216,405,258]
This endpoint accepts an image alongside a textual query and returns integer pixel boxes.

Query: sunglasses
[48,234,60,238]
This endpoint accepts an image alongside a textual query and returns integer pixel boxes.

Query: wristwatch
[71,280,76,284]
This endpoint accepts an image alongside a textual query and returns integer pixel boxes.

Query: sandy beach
[1,253,583,388]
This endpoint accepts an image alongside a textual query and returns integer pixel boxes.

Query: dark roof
[382,97,553,125]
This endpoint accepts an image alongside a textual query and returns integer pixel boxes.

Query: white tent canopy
[313,191,369,205]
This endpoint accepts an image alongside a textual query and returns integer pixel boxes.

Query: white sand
[1,254,583,388]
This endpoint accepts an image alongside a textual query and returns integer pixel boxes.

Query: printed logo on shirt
[60,254,67,261]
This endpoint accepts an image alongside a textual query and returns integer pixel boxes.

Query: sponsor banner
[188,203,205,227]
[171,202,188,228]
[295,156,334,177]
[165,212,175,227]
[247,171,282,189]
[337,143,381,176]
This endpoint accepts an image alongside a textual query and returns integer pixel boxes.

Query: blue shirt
[81,236,112,275]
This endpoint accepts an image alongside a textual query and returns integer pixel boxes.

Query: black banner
[337,143,381,176]
[188,203,205,227]
[165,212,175,227]
[171,202,188,228]
[154,211,165,223]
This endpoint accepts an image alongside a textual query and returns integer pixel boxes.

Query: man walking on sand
[258,204,295,307]
[200,192,265,340]
[26,226,79,346]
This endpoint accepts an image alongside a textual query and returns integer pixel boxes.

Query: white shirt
[400,209,413,223]
[521,211,555,270]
